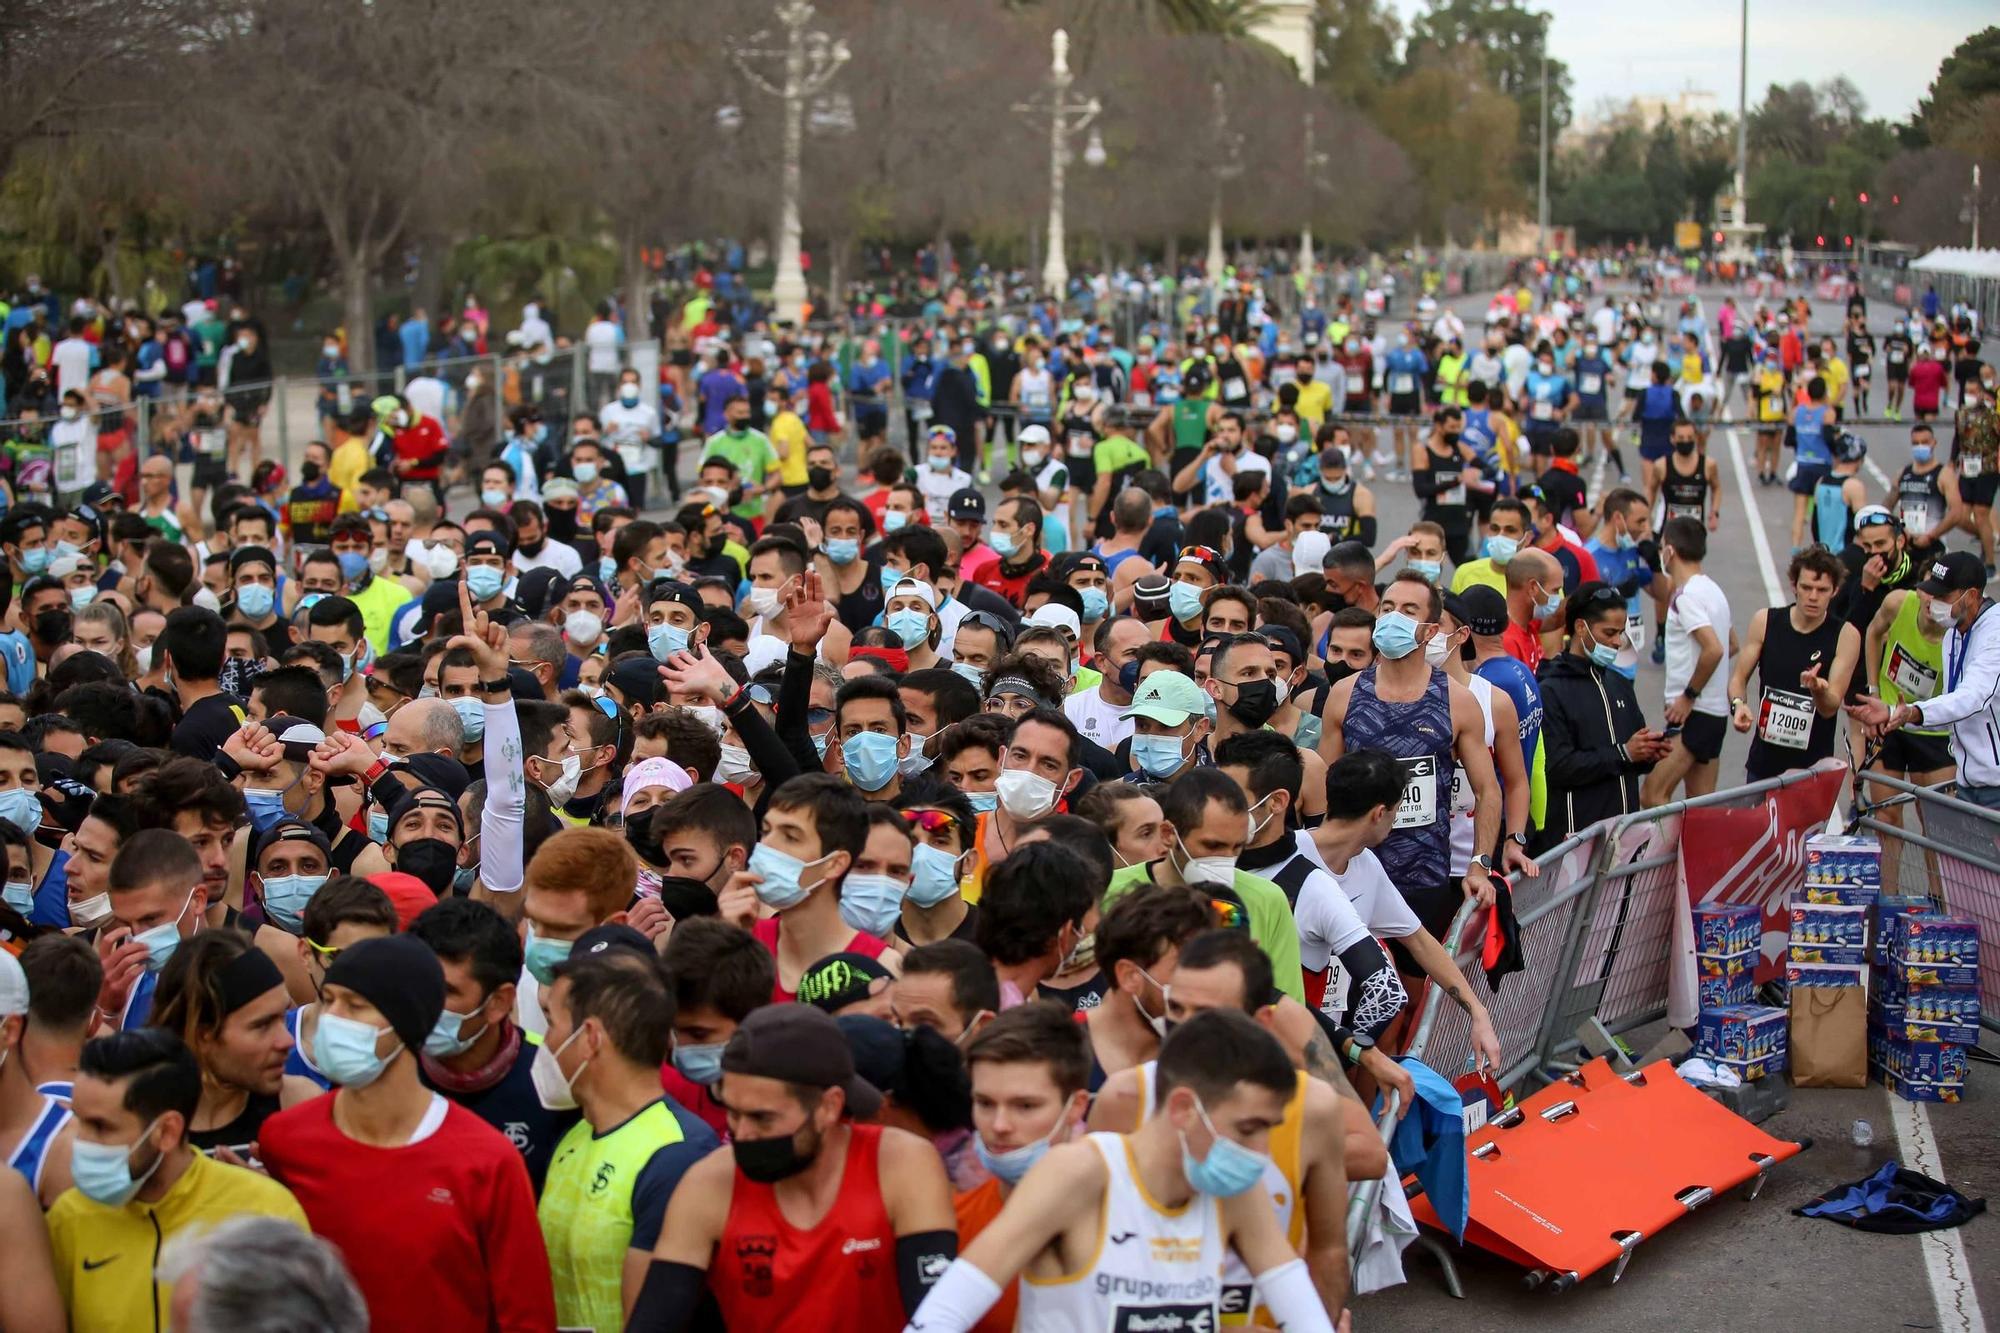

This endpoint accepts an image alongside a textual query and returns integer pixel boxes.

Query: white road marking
[1890,1091,1988,1332]
[1721,420,1787,606]
[1862,454,1892,491]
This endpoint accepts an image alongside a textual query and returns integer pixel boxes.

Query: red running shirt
[710,1123,905,1333]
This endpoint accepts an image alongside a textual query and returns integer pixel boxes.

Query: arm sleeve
[623,1261,707,1333]
[1356,514,1379,548]
[899,1257,1000,1333]
[773,649,822,776]
[480,695,528,893]
[1339,937,1407,1044]
[1254,1257,1337,1333]
[1410,465,1444,501]
[727,686,801,796]
[895,1229,959,1317]
[1917,618,2000,728]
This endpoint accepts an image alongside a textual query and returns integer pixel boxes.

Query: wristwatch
[1505,831,1529,849]
[1341,1033,1376,1067]
[479,676,511,695]
[1471,853,1496,874]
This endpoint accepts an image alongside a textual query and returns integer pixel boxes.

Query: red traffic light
[1858,191,1869,204]
[1892,194,1901,205]
[1843,235,1853,246]
[1816,235,1827,246]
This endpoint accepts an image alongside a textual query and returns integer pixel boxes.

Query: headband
[217,947,286,1017]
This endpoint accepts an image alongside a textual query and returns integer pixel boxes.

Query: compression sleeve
[896,1229,959,1316]
[1338,937,1408,1044]
[622,1259,706,1333]
[479,693,526,892]
[1254,1257,1337,1333]
[1356,515,1379,548]
[900,1257,1000,1333]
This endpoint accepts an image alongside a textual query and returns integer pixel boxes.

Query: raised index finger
[458,572,474,627]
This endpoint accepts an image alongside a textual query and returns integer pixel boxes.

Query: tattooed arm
[1397,927,1504,1069]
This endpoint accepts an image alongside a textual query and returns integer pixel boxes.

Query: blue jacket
[1386,1058,1469,1242]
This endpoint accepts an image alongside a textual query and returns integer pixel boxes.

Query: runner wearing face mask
[627,1004,957,1333]
[1319,573,1501,946]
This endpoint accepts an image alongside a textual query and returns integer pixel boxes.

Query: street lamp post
[1207,80,1245,286]
[731,1,849,327]
[1014,29,1101,299]
[1536,11,1550,256]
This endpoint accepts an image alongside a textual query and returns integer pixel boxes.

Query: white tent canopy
[1910,247,2000,280]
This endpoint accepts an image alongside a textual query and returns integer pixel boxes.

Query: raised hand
[449,576,509,681]
[223,721,283,774]
[785,567,834,653]
[659,644,736,704]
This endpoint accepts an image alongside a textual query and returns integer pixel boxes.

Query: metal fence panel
[1858,775,2000,1033]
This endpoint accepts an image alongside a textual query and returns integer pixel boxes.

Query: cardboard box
[1718,1050,1789,1082]
[1796,881,1881,906]
[1893,915,1980,968]
[1788,944,1871,966]
[1882,1068,1964,1103]
[1699,971,1755,1010]
[1698,1005,1789,1063]
[1876,980,1983,1044]
[1785,962,1869,991]
[1697,948,1758,979]
[1803,834,1883,890]
[1870,896,1933,963]
[1887,959,1982,989]
[1871,1034,1969,1085]
[1694,903,1762,956]
[1789,902,1869,950]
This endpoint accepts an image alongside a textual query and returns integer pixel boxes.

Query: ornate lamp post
[1013,29,1103,299]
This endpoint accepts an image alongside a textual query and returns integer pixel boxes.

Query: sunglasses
[902,808,961,835]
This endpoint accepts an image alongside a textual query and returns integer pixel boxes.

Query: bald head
[385,696,464,759]
[1504,547,1560,595]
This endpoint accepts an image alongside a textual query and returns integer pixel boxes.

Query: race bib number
[1393,755,1439,829]
[1580,373,1603,394]
[1667,502,1703,522]
[1531,400,1555,421]
[1965,454,1986,478]
[195,428,227,457]
[1067,432,1094,458]
[1318,953,1351,1024]
[1391,373,1416,395]
[1223,377,1247,400]
[1450,761,1473,814]
[1889,348,1907,365]
[910,399,933,422]
[1132,391,1152,408]
[1888,644,1940,701]
[1434,482,1465,507]
[1900,501,1933,532]
[1757,688,1813,750]
[1856,363,1872,379]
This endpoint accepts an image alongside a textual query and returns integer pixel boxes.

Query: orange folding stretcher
[1409,1058,1807,1290]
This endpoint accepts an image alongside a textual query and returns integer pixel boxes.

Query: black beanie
[322,935,446,1055]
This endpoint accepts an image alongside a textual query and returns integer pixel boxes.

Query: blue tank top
[1342,665,1454,887]
[1813,476,1852,550]
[1794,404,1831,466]
[6,1093,72,1197]
[283,1006,333,1091]
[1475,655,1543,777]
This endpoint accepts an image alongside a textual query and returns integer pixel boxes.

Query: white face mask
[1423,630,1453,668]
[70,892,113,927]
[994,767,1060,820]
[743,586,783,619]
[715,743,757,784]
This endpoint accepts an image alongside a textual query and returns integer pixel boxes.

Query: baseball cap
[1291,531,1331,578]
[1026,604,1080,639]
[888,578,939,610]
[720,1003,883,1118]
[947,488,986,522]
[555,923,654,975]
[1017,424,1052,447]
[540,476,580,503]
[1459,585,1509,636]
[927,424,958,446]
[465,530,512,560]
[1917,551,1986,596]
[1123,670,1210,726]
[0,950,25,1017]
[796,951,894,1013]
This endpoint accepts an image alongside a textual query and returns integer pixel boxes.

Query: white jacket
[1914,602,2000,786]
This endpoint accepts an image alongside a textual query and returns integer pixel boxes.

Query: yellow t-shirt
[1294,379,1334,428]
[1821,357,1849,404]
[1450,557,1507,596]
[329,433,371,511]
[769,409,811,488]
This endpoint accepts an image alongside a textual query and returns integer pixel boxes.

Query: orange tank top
[712,1123,904,1333]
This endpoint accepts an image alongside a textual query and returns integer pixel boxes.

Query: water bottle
[1851,1118,1874,1147]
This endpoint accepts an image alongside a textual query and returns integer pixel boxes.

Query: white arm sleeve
[900,1258,1001,1333]
[1255,1257,1337,1333]
[479,695,527,893]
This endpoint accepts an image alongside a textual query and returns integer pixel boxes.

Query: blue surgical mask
[842,731,903,793]
[1180,1096,1272,1198]
[453,864,477,894]
[906,843,964,908]
[883,510,910,533]
[1616,529,1638,551]
[18,547,49,575]
[367,809,390,845]
[235,583,275,619]
[452,696,486,744]
[573,461,599,484]
[812,731,831,760]
[838,873,908,937]
[1535,585,1565,619]
[649,622,690,662]
[599,555,618,583]
[950,661,985,689]
[260,872,325,934]
[53,540,83,561]
[975,1115,1068,1186]
[69,1118,166,1206]
[989,529,1018,558]
[523,924,573,986]
[424,1004,489,1059]
[965,790,998,814]
[1132,732,1190,780]
[673,1040,726,1087]
[1079,587,1109,621]
[1913,445,1934,465]
[1409,558,1442,582]
[134,885,197,974]
[747,841,836,911]
[1483,535,1518,565]
[0,787,42,835]
[466,566,506,602]
[69,584,98,610]
[336,550,369,583]
[480,487,509,508]
[1169,579,1205,622]
[887,609,930,650]
[2,878,32,915]
[243,787,290,833]
[826,538,859,565]
[1372,610,1420,660]
[1584,629,1620,669]
[315,1011,399,1087]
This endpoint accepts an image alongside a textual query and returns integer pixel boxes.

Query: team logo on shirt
[734,1234,777,1298]
[1111,1305,1216,1333]
[590,1161,617,1196]
[1148,1237,1204,1264]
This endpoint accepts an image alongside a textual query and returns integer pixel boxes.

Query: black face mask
[624,806,666,867]
[1323,660,1362,689]
[517,534,546,556]
[394,837,459,896]
[733,1121,820,1184]
[808,466,835,492]
[545,505,579,543]
[300,461,324,482]
[1442,431,1463,445]
[1223,679,1279,728]
[1673,439,1697,456]
[32,609,71,644]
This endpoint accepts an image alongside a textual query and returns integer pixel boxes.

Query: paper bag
[1790,985,1867,1088]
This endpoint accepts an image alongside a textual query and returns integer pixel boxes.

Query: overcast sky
[1378,1,1989,125]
